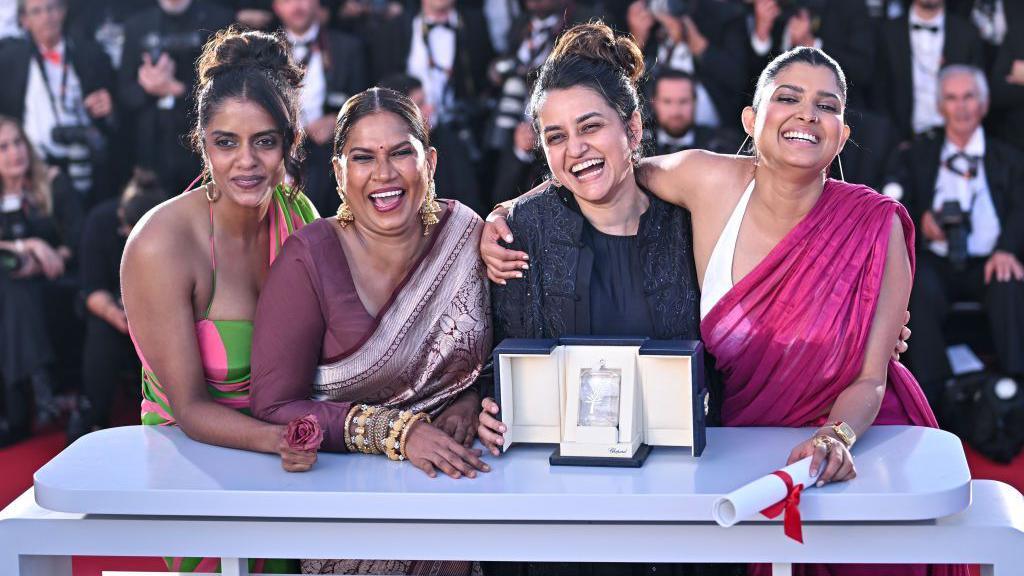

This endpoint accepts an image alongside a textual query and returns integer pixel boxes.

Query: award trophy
[578,360,621,428]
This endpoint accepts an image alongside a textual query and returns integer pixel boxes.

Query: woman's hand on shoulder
[434,390,481,448]
[481,205,529,285]
[404,420,490,479]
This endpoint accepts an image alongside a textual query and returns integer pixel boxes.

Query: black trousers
[81,315,138,428]
[907,251,1024,404]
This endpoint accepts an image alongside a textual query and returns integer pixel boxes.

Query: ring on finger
[813,435,837,452]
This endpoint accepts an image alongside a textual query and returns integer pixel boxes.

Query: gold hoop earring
[204,182,220,202]
[336,186,354,227]
[420,179,442,235]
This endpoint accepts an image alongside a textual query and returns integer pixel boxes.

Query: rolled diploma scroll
[712,456,815,527]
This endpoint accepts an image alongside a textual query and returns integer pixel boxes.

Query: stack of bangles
[343,404,431,461]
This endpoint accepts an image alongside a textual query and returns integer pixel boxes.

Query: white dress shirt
[929,127,1001,258]
[23,41,87,161]
[909,9,946,135]
[287,23,327,127]
[517,14,560,71]
[408,11,458,125]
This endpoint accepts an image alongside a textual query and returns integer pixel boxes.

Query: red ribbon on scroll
[759,470,804,543]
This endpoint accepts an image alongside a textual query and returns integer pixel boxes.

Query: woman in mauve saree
[251,87,491,576]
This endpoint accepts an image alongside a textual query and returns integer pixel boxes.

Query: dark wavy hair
[526,21,646,162]
[333,87,430,155]
[191,27,305,190]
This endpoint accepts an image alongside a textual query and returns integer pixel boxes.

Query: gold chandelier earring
[420,179,442,235]
[336,185,354,227]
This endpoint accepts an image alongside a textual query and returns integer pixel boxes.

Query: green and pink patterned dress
[131,185,317,573]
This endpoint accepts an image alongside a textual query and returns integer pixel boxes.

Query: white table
[1,425,1021,575]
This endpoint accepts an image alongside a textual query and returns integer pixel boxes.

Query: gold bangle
[373,408,398,453]
[343,404,361,452]
[385,410,413,461]
[354,405,379,454]
[399,412,431,461]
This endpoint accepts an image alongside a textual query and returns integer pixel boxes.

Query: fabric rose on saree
[285,414,324,452]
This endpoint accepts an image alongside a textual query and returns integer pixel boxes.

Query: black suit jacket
[316,29,370,115]
[0,36,115,127]
[988,1,1024,153]
[368,7,493,103]
[890,131,1024,257]
[878,13,984,143]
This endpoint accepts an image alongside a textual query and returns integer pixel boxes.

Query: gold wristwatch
[828,421,857,448]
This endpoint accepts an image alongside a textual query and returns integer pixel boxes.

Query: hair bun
[197,27,302,90]
[549,21,645,86]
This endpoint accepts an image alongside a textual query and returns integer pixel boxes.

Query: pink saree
[701,179,967,576]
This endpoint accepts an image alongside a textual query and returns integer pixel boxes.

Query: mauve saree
[701,179,967,576]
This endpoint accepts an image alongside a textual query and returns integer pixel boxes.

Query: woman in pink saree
[482,45,963,576]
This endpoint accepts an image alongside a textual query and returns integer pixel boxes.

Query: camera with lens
[141,30,203,62]
[938,199,971,272]
[51,123,108,166]
[0,248,25,273]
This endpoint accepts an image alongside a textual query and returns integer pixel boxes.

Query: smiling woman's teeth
[370,190,403,200]
[571,158,604,174]
[782,131,819,144]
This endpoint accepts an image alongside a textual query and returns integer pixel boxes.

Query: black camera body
[0,248,25,273]
[937,199,971,272]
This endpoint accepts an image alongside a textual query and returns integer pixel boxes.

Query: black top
[79,198,123,299]
[581,220,654,337]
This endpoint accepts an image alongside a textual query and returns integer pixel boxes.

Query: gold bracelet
[384,410,413,461]
[343,404,361,452]
[399,412,431,461]
[373,408,398,453]
[354,405,379,454]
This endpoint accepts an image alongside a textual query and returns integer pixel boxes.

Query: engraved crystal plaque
[578,359,621,427]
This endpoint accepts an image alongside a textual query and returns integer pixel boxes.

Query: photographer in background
[274,0,367,215]
[66,169,162,443]
[886,65,1024,412]
[0,0,116,209]
[627,0,748,128]
[119,0,233,195]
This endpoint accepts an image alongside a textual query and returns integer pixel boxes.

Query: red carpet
[1,428,1021,575]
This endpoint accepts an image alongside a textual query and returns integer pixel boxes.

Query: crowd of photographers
[0,0,1020,457]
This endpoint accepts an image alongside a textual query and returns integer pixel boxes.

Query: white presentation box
[493,337,707,467]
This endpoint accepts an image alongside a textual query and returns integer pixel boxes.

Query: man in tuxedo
[647,70,740,156]
[274,0,368,216]
[889,65,1024,410]
[119,0,234,195]
[876,0,984,145]
[0,0,116,207]
[987,0,1024,153]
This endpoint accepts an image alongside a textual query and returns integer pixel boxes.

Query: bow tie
[912,22,940,33]
[425,20,454,31]
[944,151,981,178]
[41,49,61,65]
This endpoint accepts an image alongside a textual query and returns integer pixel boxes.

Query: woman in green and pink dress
[121,28,318,574]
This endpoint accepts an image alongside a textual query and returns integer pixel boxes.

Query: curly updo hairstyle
[191,27,306,190]
[526,21,646,163]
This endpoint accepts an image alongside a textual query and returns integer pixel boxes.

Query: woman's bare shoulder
[123,189,206,269]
